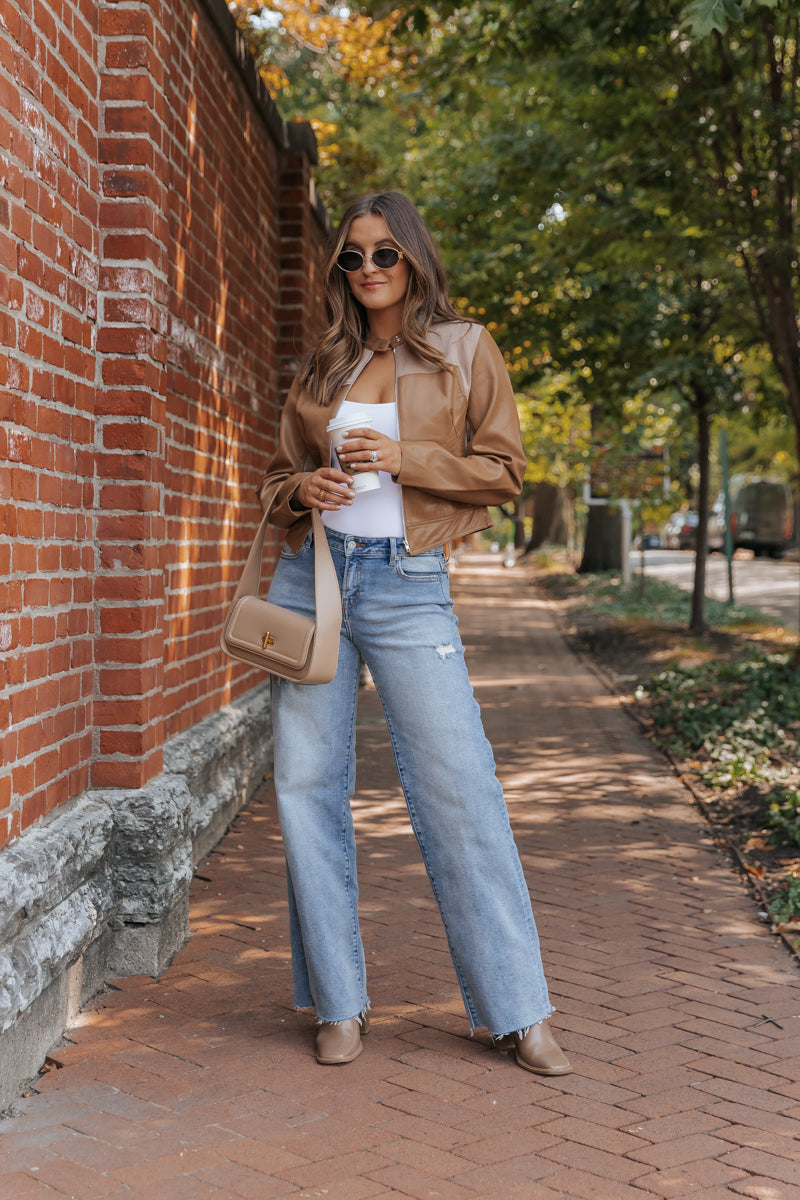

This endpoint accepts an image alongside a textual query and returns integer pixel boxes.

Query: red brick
[364,1166,476,1200]
[99,728,158,758]
[692,1078,790,1113]
[538,1116,644,1156]
[521,1168,648,1200]
[623,1109,730,1143]
[730,1181,800,1199]
[108,1147,225,1188]
[627,1132,736,1170]
[98,8,154,38]
[721,1147,800,1186]
[90,752,162,789]
[704,1101,800,1138]
[539,1140,649,1183]
[452,1154,560,1192]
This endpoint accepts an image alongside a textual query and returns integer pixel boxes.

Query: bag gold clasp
[261,631,276,648]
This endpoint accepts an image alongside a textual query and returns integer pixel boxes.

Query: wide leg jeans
[267,529,554,1036]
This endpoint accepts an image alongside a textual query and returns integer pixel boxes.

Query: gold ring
[318,487,325,499]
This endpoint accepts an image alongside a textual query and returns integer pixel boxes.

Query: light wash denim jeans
[267,529,554,1036]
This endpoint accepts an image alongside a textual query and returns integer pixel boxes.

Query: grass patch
[573,570,772,630]
[638,649,800,924]
[638,652,800,770]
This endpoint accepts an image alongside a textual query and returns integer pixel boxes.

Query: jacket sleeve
[394,327,526,505]
[255,376,318,527]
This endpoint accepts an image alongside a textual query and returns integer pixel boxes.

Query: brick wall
[1,0,100,842]
[1,0,328,847]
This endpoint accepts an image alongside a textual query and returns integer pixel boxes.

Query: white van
[730,477,795,558]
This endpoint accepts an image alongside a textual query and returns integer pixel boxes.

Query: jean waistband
[323,530,446,560]
[324,530,406,559]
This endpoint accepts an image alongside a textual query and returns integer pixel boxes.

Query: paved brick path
[3,553,800,1199]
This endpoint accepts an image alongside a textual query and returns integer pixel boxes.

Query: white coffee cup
[326,409,381,494]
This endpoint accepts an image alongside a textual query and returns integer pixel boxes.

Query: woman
[257,192,570,1075]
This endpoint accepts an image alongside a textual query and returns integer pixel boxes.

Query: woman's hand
[295,468,355,511]
[335,427,402,478]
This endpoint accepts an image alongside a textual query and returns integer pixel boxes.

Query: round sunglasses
[336,247,405,273]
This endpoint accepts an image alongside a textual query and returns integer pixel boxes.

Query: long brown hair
[303,192,463,406]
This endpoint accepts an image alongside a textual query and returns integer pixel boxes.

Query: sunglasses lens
[372,247,400,268]
[336,248,402,272]
[337,251,363,272]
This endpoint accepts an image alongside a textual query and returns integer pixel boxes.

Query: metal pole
[620,500,631,586]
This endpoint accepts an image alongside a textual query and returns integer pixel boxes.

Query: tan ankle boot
[315,1011,369,1065]
[512,1021,572,1075]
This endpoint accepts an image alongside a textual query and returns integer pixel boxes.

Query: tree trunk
[514,497,527,549]
[793,420,800,667]
[525,482,571,551]
[549,488,571,545]
[689,387,711,635]
[578,504,621,573]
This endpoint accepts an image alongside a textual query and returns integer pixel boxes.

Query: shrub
[768,874,800,926]
[767,788,800,847]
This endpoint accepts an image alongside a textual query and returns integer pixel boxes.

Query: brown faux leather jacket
[257,320,526,555]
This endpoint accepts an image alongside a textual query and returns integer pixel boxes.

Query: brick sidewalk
[2,553,800,1199]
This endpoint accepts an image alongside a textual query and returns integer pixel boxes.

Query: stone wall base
[0,682,272,1113]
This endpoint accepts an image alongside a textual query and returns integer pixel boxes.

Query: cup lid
[327,409,372,430]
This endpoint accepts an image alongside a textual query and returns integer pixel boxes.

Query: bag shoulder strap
[231,509,341,676]
[307,511,342,679]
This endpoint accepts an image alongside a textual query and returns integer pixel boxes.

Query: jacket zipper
[337,345,412,554]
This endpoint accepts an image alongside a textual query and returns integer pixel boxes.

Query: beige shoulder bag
[221,509,341,684]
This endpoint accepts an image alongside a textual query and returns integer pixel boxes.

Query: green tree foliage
[376,0,798,628]
[230,1,413,210]
[399,0,799,469]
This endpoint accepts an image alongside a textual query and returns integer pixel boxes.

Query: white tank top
[322,400,405,538]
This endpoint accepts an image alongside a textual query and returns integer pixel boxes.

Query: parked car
[662,508,725,552]
[731,477,795,558]
[662,511,691,549]
[633,532,662,549]
[707,500,727,553]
